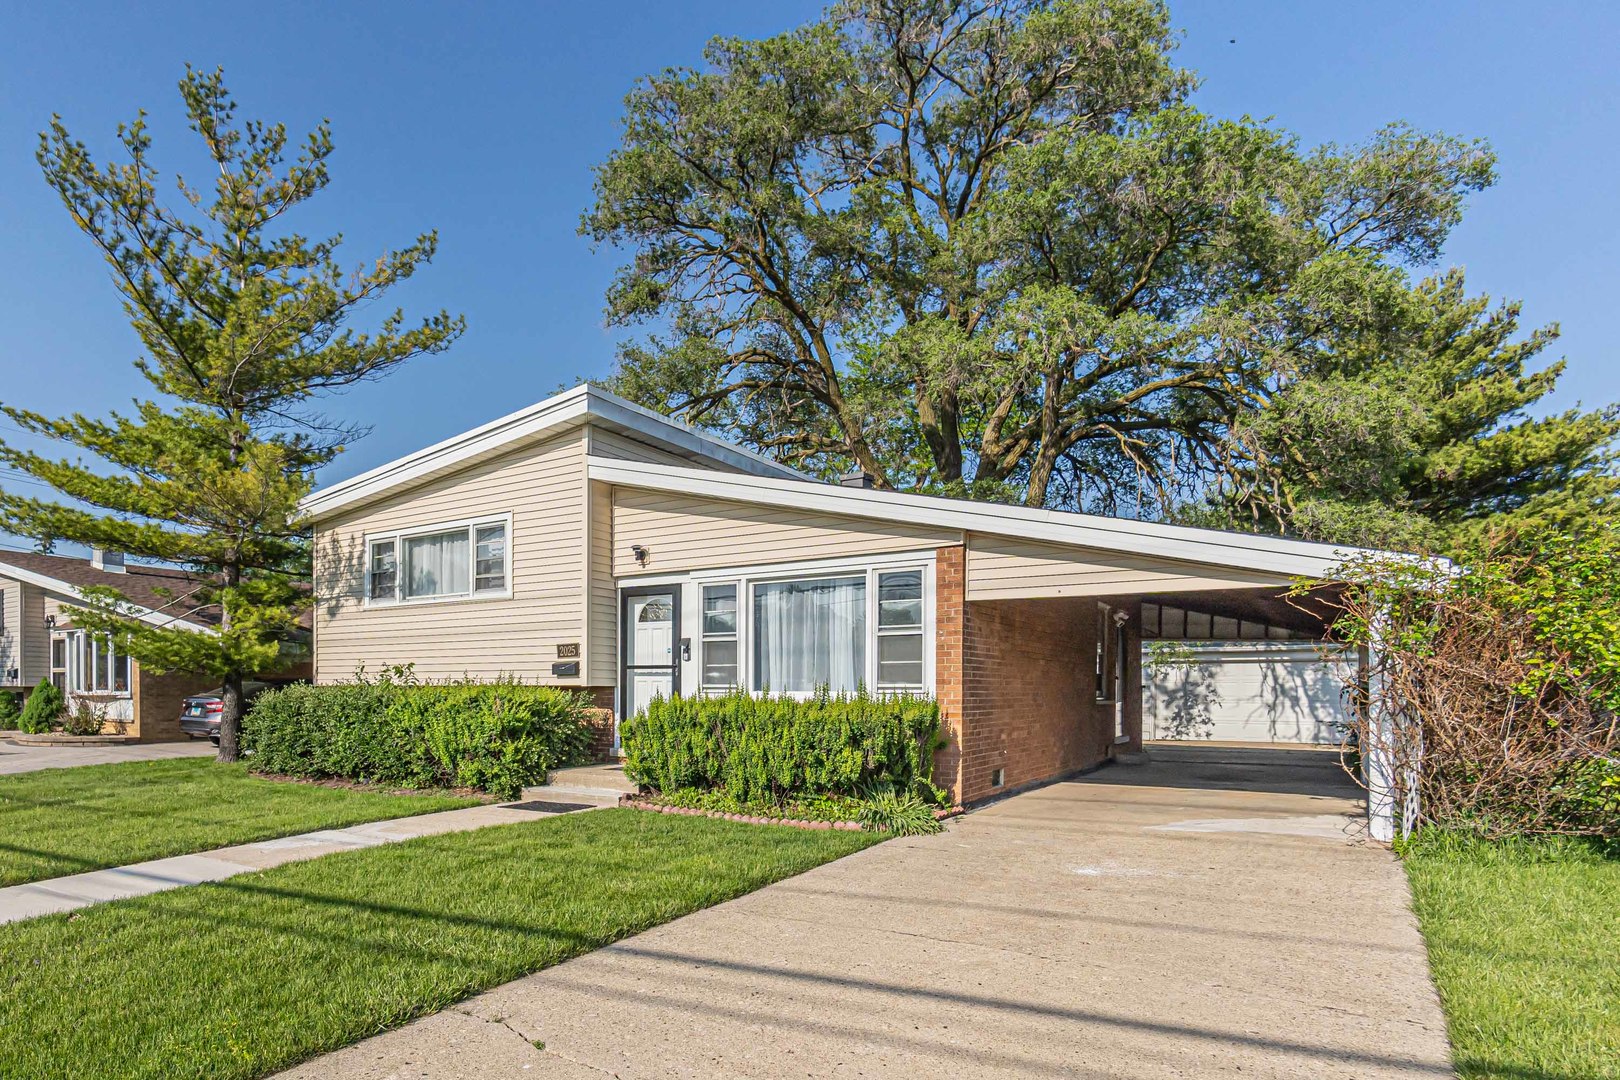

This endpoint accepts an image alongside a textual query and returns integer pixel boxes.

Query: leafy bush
[622,690,944,807]
[60,698,109,737]
[17,682,64,735]
[855,784,944,835]
[1324,525,1620,839]
[244,679,595,799]
[0,689,20,729]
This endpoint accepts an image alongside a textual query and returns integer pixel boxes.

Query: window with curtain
[404,529,470,598]
[753,575,866,693]
[367,518,508,603]
[876,570,924,691]
[701,584,738,690]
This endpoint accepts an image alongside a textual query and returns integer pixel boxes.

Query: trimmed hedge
[622,691,944,806]
[243,681,595,799]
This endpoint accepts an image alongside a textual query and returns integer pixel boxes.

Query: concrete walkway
[277,745,1454,1079]
[0,801,573,925]
[0,737,216,775]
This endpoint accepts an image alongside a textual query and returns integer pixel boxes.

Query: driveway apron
[280,746,1453,1079]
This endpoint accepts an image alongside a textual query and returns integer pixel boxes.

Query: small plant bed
[0,758,482,887]
[622,690,949,836]
[0,809,877,1080]
[1401,831,1620,1079]
[625,787,960,835]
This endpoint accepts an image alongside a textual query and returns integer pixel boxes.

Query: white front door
[621,589,679,724]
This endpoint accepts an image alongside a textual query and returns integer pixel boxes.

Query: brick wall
[933,546,966,800]
[935,542,1143,805]
[131,665,219,743]
[582,685,617,761]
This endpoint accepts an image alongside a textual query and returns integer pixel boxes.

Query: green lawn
[0,758,482,886]
[0,809,875,1079]
[1403,833,1620,1080]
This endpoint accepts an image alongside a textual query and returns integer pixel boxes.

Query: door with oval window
[620,587,680,725]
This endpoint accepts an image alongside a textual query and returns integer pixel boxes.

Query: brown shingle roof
[0,550,221,628]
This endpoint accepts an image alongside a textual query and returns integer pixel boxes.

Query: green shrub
[17,682,64,735]
[243,680,595,799]
[0,689,20,729]
[622,690,944,807]
[60,698,109,736]
[855,785,944,836]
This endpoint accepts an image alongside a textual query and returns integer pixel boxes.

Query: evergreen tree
[0,68,463,760]
[1199,270,1617,551]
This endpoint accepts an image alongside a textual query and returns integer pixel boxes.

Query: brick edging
[619,795,866,830]
[619,795,964,832]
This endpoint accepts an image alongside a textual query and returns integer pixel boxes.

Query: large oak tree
[584,0,1492,512]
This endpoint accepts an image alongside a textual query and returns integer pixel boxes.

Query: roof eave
[0,562,212,633]
[300,384,809,525]
[586,456,1403,581]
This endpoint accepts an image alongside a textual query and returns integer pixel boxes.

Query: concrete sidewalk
[0,801,578,925]
[276,747,1453,1079]
[0,738,216,775]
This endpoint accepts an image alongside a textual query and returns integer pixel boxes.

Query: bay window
[51,631,130,694]
[366,516,509,604]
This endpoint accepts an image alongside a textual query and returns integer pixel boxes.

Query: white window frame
[363,513,514,608]
[873,567,926,694]
[698,581,741,693]
[667,551,936,701]
[51,630,132,697]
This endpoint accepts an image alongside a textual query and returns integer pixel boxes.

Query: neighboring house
[304,384,1370,808]
[0,549,304,741]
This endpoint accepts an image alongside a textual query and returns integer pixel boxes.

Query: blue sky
[2,1,1616,505]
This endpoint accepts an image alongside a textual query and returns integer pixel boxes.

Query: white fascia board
[582,392,809,481]
[585,457,1390,580]
[300,384,807,524]
[0,564,211,633]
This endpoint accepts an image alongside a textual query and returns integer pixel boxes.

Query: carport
[939,532,1371,825]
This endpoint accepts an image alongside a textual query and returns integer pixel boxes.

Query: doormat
[504,799,597,814]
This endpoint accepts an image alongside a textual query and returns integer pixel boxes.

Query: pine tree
[0,67,464,760]
[1201,270,1617,551]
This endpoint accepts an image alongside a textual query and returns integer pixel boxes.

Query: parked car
[179,680,300,744]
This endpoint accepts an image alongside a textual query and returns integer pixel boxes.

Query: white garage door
[1143,641,1357,745]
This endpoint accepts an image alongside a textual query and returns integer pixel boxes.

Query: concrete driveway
[0,739,215,775]
[282,746,1453,1079]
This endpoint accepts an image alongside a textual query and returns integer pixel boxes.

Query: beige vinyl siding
[0,578,21,684]
[611,488,959,577]
[20,587,48,684]
[586,427,719,469]
[313,430,590,683]
[966,533,1294,601]
[587,481,617,682]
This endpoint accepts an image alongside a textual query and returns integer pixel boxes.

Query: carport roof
[586,456,1393,581]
